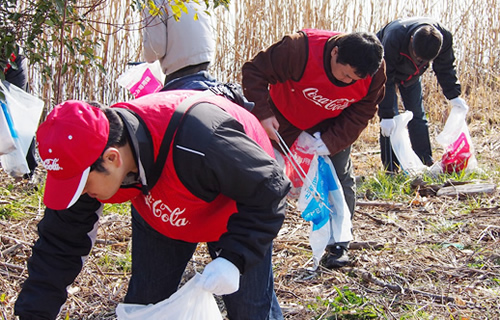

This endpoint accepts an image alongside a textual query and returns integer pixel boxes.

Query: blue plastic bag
[300,156,339,230]
[298,155,352,270]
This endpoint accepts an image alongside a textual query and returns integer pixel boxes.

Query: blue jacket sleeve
[14,194,102,320]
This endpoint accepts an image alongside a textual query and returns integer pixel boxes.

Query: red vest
[104,91,274,243]
[269,29,372,130]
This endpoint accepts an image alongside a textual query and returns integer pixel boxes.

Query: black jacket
[377,17,461,118]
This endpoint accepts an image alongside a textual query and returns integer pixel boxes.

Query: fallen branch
[356,200,403,208]
[1,234,33,246]
[1,243,23,256]
[0,261,25,272]
[357,210,410,234]
[436,183,496,197]
[349,241,384,250]
[352,268,455,303]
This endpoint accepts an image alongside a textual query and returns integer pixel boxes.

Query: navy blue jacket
[377,17,461,118]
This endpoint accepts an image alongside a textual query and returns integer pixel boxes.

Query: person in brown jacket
[242,29,386,268]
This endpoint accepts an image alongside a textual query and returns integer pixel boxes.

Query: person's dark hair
[336,32,384,78]
[87,101,127,173]
[412,25,443,61]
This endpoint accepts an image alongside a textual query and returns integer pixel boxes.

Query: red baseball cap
[36,101,110,210]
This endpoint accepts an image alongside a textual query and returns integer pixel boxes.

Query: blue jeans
[124,207,283,320]
[380,78,433,171]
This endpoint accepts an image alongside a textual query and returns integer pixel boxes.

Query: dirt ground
[1,120,499,319]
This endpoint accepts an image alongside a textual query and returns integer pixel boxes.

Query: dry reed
[21,0,499,148]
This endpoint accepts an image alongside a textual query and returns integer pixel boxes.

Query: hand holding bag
[436,105,477,173]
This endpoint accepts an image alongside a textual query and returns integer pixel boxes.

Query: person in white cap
[14,89,290,320]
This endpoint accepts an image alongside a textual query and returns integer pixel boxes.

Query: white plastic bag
[390,111,427,175]
[117,61,164,98]
[435,106,477,173]
[0,81,44,177]
[298,155,353,270]
[116,273,223,320]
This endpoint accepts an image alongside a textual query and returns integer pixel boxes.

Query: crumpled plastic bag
[116,273,223,320]
[436,106,477,173]
[117,61,164,98]
[298,155,352,270]
[283,131,317,198]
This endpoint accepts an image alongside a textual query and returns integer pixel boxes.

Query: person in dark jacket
[376,17,469,172]
[14,90,291,320]
[242,30,386,269]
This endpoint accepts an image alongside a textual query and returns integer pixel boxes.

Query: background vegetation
[1,0,499,319]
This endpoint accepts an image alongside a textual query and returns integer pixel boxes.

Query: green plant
[420,169,485,185]
[0,183,43,219]
[0,0,106,101]
[428,218,464,234]
[357,170,414,201]
[399,305,431,319]
[103,202,132,216]
[135,0,230,21]
[98,247,132,273]
[132,0,230,13]
[309,286,382,319]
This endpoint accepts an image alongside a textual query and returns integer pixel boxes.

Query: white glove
[199,257,240,295]
[380,118,396,137]
[450,97,469,113]
[313,132,330,156]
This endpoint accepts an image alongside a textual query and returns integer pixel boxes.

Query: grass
[0,181,42,219]
[102,202,132,216]
[357,170,415,201]
[1,164,499,318]
[307,287,381,320]
[98,246,132,273]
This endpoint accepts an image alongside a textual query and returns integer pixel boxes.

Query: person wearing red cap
[14,90,291,320]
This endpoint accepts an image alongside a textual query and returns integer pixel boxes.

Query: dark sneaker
[320,245,350,269]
